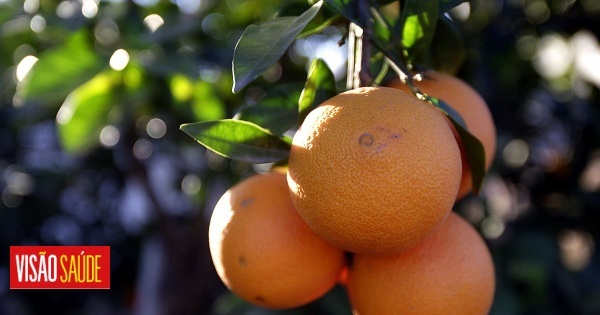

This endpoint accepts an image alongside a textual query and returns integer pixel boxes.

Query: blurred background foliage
[0,0,599,314]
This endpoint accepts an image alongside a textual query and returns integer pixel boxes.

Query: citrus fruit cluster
[209,73,496,314]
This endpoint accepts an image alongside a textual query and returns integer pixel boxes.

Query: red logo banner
[9,246,110,289]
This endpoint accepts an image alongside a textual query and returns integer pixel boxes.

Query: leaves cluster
[13,0,273,157]
[182,0,487,193]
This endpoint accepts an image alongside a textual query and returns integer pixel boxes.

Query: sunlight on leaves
[232,1,323,93]
[180,120,291,163]
[399,0,438,62]
[234,84,302,136]
[170,75,226,122]
[21,30,106,103]
[56,70,121,155]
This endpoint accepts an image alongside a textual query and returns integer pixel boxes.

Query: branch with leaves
[180,0,486,194]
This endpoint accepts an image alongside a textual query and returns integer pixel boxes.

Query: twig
[346,24,356,90]
[384,56,429,101]
[353,24,363,89]
[357,0,372,86]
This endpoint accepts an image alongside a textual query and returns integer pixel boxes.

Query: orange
[287,87,462,255]
[386,71,496,199]
[208,173,346,309]
[347,212,496,315]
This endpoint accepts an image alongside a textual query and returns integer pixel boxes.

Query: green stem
[373,59,389,85]
[298,15,345,39]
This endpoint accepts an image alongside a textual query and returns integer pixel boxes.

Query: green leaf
[398,0,438,62]
[372,9,393,43]
[21,30,106,103]
[170,75,226,122]
[439,0,468,13]
[430,97,486,195]
[327,0,401,65]
[234,84,302,136]
[324,0,360,24]
[428,14,465,74]
[0,5,15,26]
[56,70,121,155]
[232,0,323,93]
[180,120,291,163]
[299,59,337,124]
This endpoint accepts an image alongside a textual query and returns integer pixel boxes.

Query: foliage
[184,0,487,192]
[232,0,323,93]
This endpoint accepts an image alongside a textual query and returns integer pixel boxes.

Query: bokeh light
[56,1,77,19]
[503,139,530,168]
[95,18,120,46]
[523,0,551,23]
[15,55,38,82]
[133,139,153,160]
[82,0,99,18]
[146,118,167,139]
[99,125,120,147]
[143,14,164,33]
[572,30,600,89]
[23,0,39,14]
[579,150,600,192]
[558,230,595,272]
[109,49,130,71]
[181,174,201,195]
[5,167,35,196]
[173,0,201,14]
[30,14,45,33]
[533,34,572,80]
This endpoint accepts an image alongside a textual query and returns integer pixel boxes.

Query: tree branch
[357,0,373,86]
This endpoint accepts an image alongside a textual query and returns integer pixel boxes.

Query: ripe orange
[347,212,496,315]
[386,71,497,199]
[287,87,462,255]
[208,173,346,309]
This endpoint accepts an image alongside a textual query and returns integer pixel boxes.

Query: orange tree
[181,0,493,313]
[180,0,600,314]
[181,0,487,195]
